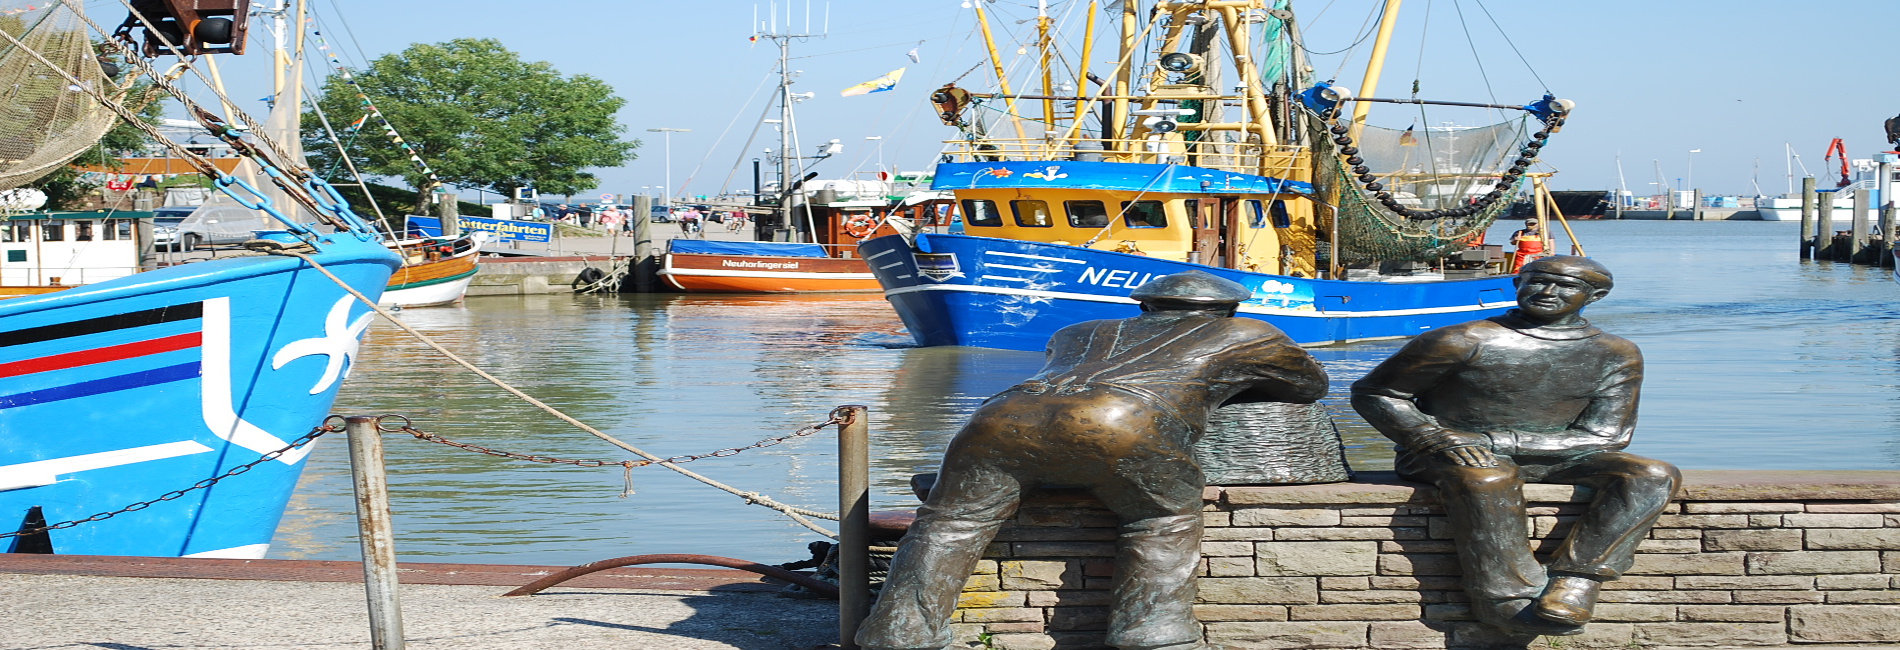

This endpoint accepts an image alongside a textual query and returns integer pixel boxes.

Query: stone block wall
[948,470,1900,650]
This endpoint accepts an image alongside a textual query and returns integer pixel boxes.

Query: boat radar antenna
[754,1,827,243]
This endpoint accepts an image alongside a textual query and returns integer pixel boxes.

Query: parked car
[649,205,673,222]
[150,205,266,251]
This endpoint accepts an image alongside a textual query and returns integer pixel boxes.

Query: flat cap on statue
[1519,255,1613,290]
[1129,270,1254,306]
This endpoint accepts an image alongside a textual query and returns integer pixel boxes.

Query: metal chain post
[346,416,405,650]
[837,405,871,650]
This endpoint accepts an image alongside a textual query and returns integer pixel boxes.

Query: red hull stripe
[0,332,202,379]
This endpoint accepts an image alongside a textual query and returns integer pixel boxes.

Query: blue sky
[171,0,1900,200]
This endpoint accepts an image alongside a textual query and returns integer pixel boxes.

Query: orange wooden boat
[659,199,955,293]
[381,233,484,307]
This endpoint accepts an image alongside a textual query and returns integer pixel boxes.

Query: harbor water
[271,220,1900,565]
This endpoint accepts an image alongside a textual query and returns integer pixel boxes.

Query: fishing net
[1309,111,1533,264]
[0,3,120,191]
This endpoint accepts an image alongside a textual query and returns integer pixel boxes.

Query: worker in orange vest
[1509,219,1547,272]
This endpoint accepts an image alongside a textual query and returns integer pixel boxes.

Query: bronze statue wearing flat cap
[859,271,1329,650]
[1351,256,1679,636]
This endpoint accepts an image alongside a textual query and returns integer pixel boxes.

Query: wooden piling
[1817,190,1836,261]
[1799,176,1816,259]
[630,195,656,292]
[1852,190,1872,264]
[837,406,871,650]
[1884,199,1897,268]
[345,416,406,650]
[1692,189,1704,221]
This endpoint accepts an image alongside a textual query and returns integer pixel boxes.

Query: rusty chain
[0,421,340,540]
[389,408,855,498]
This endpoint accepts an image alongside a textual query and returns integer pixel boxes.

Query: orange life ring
[845,215,878,238]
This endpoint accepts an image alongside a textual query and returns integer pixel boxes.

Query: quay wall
[469,255,620,296]
[1616,209,1761,221]
[948,470,1900,650]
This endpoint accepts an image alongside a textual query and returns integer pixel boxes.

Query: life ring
[845,215,878,238]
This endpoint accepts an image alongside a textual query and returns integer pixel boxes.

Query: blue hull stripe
[0,362,201,409]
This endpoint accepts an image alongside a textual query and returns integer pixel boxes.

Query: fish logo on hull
[916,253,963,282]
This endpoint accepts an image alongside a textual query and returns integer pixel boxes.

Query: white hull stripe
[660,268,877,281]
[983,263,1064,273]
[864,248,898,261]
[883,283,1502,318]
[0,440,215,492]
[982,251,1087,264]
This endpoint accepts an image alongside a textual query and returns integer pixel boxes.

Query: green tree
[303,38,638,205]
[27,46,164,210]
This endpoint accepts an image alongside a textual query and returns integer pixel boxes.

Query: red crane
[1824,138,1851,188]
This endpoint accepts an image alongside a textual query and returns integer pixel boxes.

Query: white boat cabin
[1,211,150,291]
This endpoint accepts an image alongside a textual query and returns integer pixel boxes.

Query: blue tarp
[668,239,829,258]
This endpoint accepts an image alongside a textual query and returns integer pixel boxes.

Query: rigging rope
[310,29,442,191]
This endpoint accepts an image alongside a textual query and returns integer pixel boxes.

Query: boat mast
[974,2,1027,141]
[1349,0,1404,138]
[756,6,821,243]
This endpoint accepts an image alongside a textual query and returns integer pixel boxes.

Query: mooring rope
[270,249,842,538]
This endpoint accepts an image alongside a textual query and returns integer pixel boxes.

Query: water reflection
[274,221,1900,565]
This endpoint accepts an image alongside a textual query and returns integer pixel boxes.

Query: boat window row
[1,219,136,243]
[962,199,1290,230]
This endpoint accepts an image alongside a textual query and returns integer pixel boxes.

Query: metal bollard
[836,405,871,650]
[345,416,406,650]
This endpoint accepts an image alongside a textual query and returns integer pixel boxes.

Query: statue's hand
[1440,444,1499,468]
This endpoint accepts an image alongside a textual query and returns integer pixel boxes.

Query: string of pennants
[311,30,440,187]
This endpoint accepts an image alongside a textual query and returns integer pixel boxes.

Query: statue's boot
[1472,597,1586,637]
[1534,575,1604,626]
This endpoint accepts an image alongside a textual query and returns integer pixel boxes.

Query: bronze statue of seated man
[857,271,1329,650]
[1350,255,1679,636]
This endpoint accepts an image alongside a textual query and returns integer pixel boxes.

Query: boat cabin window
[75,220,93,241]
[1269,200,1291,228]
[1011,200,1054,227]
[1064,201,1109,228]
[962,199,1002,227]
[41,220,64,242]
[1120,201,1167,228]
[116,220,134,240]
[1247,200,1266,228]
[1,223,20,242]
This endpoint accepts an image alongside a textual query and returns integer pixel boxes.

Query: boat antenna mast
[753,1,825,243]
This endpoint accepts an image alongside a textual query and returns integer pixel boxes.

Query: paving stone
[1746,550,1882,574]
[1380,540,1456,554]
[1676,604,1787,622]
[1254,541,1377,577]
[1521,483,1592,502]
[1270,527,1403,541]
[1635,538,1702,554]
[1191,604,1289,622]
[964,574,1000,592]
[1887,550,1900,573]
[1731,590,1825,604]
[1026,590,1110,607]
[1202,527,1276,541]
[1203,621,1369,648]
[984,622,1047,633]
[1317,590,1427,604]
[1202,511,1232,528]
[1288,604,1420,621]
[1195,577,1319,605]
[1805,528,1900,550]
[974,560,1000,575]
[1208,557,1255,577]
[1317,576,1369,591]
[1368,576,1461,591]
[1599,590,1731,604]
[1222,483,1426,506]
[1815,574,1892,590]
[1339,507,1407,516]
[963,607,1044,623]
[957,591,1026,608]
[1366,620,1452,649]
[1002,560,1080,590]
[1628,551,1745,575]
[1654,514,1750,529]
[1630,622,1787,646]
[1379,553,1460,576]
[1789,604,1900,643]
[1804,502,1900,513]
[1421,603,1472,621]
[951,623,988,646]
[1685,502,1806,514]
[1675,575,1812,590]
[989,633,1057,650]
[1650,528,1703,539]
[995,527,1118,542]
[1202,541,1254,557]
[1600,576,1674,590]
[1702,529,1802,552]
[1018,509,1079,527]
[1231,507,1341,527]
[1825,590,1900,604]
[1339,516,1427,527]
[1592,603,1676,622]
[1748,514,1785,528]
[1784,513,1887,528]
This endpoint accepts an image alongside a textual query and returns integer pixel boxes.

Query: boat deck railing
[939,138,1308,177]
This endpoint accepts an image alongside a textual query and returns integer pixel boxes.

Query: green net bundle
[1308,111,1532,264]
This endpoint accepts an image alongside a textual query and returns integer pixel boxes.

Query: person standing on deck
[1509,219,1547,271]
